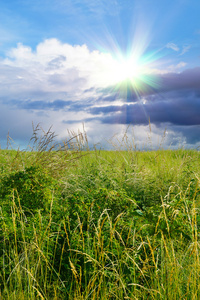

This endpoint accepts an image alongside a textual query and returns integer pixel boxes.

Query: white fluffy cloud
[0,39,119,147]
[3,38,119,94]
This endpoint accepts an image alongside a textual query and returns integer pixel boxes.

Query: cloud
[166,42,179,52]
[165,43,191,57]
[2,39,198,104]
[2,38,126,94]
[160,67,200,91]
[180,45,191,55]
[11,99,73,111]
[1,38,200,149]
[88,90,200,126]
[162,61,187,73]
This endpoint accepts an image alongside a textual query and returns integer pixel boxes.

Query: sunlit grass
[0,126,200,299]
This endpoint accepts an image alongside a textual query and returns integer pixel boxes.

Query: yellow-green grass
[0,128,200,299]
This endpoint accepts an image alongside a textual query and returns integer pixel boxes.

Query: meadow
[0,126,200,299]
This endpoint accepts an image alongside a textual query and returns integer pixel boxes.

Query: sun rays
[94,31,161,101]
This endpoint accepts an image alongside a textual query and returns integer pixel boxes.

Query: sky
[0,0,200,150]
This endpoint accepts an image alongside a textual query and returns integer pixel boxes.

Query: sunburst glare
[94,30,162,101]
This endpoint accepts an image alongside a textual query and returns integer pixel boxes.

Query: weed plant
[0,125,200,299]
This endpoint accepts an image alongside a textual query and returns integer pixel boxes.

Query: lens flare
[92,22,162,101]
[100,49,161,100]
[90,29,163,125]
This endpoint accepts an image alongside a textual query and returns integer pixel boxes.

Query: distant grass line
[0,126,200,299]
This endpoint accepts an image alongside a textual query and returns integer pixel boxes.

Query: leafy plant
[0,165,59,213]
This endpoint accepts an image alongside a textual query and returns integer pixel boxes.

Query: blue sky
[0,0,200,149]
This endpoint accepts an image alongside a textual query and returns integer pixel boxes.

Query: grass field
[0,127,200,299]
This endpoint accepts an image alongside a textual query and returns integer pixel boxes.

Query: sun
[111,56,143,84]
[92,18,162,95]
[94,36,160,96]
[97,49,160,98]
[99,53,145,89]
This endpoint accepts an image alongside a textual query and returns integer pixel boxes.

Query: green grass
[0,126,200,299]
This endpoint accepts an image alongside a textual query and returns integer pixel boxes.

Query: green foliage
[0,131,200,299]
[0,165,59,213]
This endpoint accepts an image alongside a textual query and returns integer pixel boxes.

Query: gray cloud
[89,90,200,126]
[160,67,200,92]
[171,125,200,145]
[11,99,73,111]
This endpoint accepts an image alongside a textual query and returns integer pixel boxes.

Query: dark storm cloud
[161,67,200,91]
[89,90,200,126]
[171,125,200,145]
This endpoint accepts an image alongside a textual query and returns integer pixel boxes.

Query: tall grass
[0,125,200,299]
